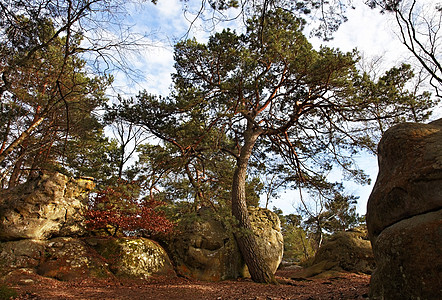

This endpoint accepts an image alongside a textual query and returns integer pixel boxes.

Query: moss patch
[0,284,17,300]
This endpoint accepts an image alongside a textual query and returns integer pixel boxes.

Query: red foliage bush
[86,182,174,237]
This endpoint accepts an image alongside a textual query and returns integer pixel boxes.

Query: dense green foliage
[0,15,112,186]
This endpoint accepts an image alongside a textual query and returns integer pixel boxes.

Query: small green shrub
[0,284,17,300]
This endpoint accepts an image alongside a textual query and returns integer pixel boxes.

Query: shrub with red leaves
[86,182,174,237]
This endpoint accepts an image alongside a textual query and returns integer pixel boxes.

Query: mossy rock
[37,237,111,281]
[313,231,375,274]
[86,237,175,279]
[168,208,244,281]
[0,240,45,276]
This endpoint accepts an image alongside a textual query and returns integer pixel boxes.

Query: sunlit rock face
[87,237,176,279]
[0,237,175,280]
[367,119,442,300]
[0,172,175,281]
[312,231,375,274]
[291,230,375,280]
[0,172,95,241]
[169,207,283,281]
[246,206,284,275]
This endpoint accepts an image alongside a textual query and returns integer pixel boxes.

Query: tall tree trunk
[0,115,45,166]
[8,151,25,189]
[231,127,277,284]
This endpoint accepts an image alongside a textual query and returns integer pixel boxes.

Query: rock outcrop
[36,237,111,281]
[169,207,283,281]
[246,206,284,275]
[87,237,175,279]
[0,172,175,282]
[292,231,375,279]
[0,237,175,280]
[0,172,95,241]
[312,231,374,274]
[0,239,46,276]
[169,208,244,281]
[367,119,442,299]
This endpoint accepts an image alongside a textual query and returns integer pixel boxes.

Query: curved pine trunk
[231,127,277,284]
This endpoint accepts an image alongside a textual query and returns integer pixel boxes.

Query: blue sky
[109,0,441,216]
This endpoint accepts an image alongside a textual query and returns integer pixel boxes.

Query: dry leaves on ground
[6,268,370,300]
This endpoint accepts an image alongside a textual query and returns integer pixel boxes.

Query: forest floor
[6,267,370,300]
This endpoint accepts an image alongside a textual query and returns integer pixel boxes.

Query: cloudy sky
[109,0,441,215]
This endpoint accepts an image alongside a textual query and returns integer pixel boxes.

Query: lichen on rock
[0,172,95,241]
[87,237,175,279]
[169,206,283,281]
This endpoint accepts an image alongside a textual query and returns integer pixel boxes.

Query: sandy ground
[5,268,370,300]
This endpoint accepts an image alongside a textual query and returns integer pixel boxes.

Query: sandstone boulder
[169,208,244,281]
[367,119,442,299]
[1,237,174,281]
[0,240,45,276]
[312,231,374,274]
[367,119,442,240]
[292,231,374,280]
[370,210,442,299]
[169,207,283,281]
[36,237,111,281]
[246,206,284,275]
[87,237,175,279]
[0,172,95,241]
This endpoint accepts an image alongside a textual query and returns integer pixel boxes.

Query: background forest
[1,0,441,283]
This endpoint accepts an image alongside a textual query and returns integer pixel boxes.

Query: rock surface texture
[169,208,244,281]
[0,172,95,240]
[87,237,175,279]
[291,231,374,280]
[169,207,283,281]
[247,206,284,275]
[367,119,442,299]
[0,172,175,281]
[0,237,174,280]
[313,231,374,274]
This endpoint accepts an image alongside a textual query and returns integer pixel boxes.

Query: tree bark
[231,126,277,284]
[0,115,45,166]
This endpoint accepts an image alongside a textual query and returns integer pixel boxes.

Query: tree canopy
[112,8,435,283]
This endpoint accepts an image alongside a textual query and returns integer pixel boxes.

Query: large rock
[292,231,375,280]
[0,238,110,280]
[0,240,46,276]
[312,231,375,274]
[367,119,442,240]
[0,172,95,241]
[1,237,174,281]
[367,119,442,299]
[247,206,284,275]
[370,210,442,299]
[87,237,176,279]
[169,208,244,281]
[36,237,111,281]
[169,207,283,281]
